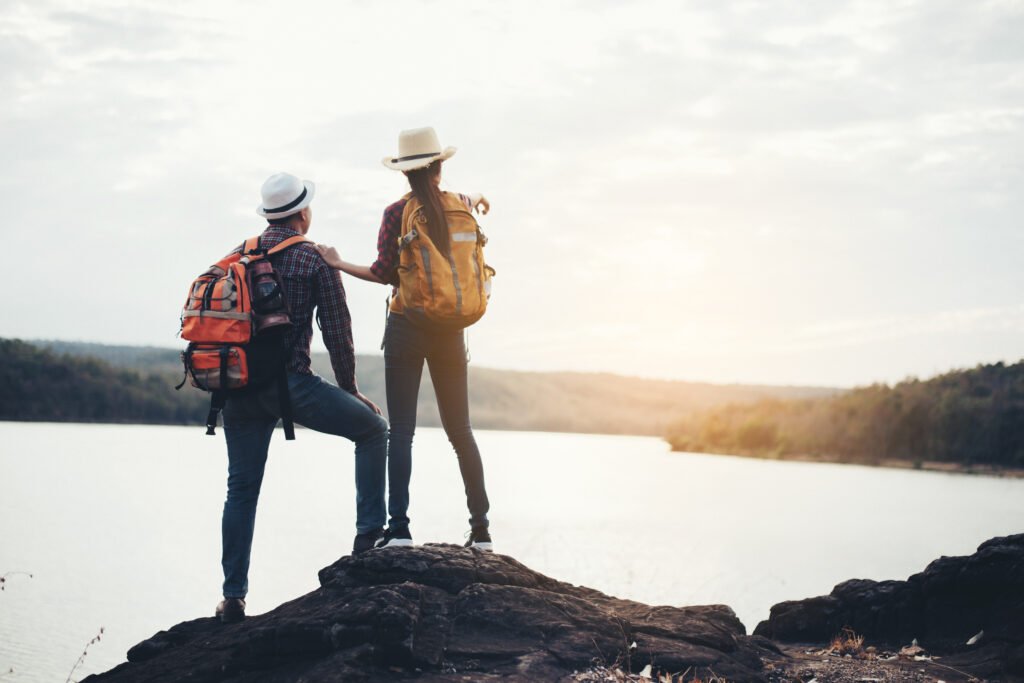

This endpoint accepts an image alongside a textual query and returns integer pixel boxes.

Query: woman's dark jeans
[384,312,490,530]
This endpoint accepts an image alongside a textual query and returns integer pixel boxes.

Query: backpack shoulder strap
[232,234,310,262]
[266,235,311,256]
[242,236,262,255]
[400,196,423,236]
[441,192,476,218]
[441,191,467,208]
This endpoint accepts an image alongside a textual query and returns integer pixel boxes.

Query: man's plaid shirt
[232,225,357,393]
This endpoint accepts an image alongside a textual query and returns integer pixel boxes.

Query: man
[215,172,388,624]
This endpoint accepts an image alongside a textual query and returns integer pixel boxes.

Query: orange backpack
[178,234,309,439]
[391,192,495,330]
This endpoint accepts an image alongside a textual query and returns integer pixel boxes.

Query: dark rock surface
[754,533,1024,678]
[86,545,766,682]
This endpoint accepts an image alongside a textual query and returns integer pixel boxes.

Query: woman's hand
[467,193,490,215]
[314,242,387,284]
[315,243,344,270]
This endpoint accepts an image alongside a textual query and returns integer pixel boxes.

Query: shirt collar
[262,224,303,239]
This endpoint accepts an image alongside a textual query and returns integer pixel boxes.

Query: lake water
[1,422,1023,681]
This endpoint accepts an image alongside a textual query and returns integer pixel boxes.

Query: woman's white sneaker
[375,526,414,548]
[464,526,493,552]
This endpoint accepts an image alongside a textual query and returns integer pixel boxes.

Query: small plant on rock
[65,627,104,683]
[828,626,866,657]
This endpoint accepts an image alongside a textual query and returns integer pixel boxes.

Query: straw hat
[256,172,315,219]
[382,127,457,172]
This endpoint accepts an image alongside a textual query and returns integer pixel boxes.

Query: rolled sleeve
[369,199,407,287]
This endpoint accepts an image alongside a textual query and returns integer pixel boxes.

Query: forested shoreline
[0,339,832,435]
[666,361,1024,469]
[7,337,1020,468]
[0,339,206,424]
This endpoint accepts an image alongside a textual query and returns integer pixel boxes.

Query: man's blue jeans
[220,372,388,599]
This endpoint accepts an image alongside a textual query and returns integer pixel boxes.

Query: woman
[316,127,493,552]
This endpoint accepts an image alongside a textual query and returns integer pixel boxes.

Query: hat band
[265,187,307,214]
[392,151,441,164]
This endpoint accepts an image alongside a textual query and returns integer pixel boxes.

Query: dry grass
[827,626,866,658]
[571,663,729,683]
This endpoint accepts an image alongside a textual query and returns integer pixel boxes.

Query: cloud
[1,0,1022,386]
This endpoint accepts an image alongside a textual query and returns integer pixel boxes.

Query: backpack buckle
[398,229,419,251]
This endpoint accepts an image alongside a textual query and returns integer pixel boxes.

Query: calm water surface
[1,422,1023,681]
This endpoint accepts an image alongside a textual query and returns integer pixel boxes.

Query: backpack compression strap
[206,393,224,435]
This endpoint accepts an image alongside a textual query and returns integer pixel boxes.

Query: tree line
[9,339,835,435]
[666,360,1024,468]
[0,339,207,424]
[9,337,1022,464]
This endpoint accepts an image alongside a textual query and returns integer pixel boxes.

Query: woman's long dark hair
[405,161,450,257]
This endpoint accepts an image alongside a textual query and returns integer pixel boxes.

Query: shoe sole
[469,542,493,552]
[216,604,246,624]
[381,538,414,548]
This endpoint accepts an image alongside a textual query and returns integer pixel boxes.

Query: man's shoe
[215,597,246,624]
[375,526,414,549]
[464,526,493,552]
[352,528,384,555]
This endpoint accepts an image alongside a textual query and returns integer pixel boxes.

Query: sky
[1,0,1022,387]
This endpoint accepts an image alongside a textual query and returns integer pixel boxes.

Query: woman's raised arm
[314,244,386,284]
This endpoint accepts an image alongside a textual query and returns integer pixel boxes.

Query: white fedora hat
[256,172,316,219]
[382,127,457,172]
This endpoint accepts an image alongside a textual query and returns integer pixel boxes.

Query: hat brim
[381,146,457,172]
[257,180,316,219]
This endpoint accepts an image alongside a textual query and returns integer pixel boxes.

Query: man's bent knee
[355,413,389,443]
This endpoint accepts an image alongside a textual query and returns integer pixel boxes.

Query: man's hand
[467,193,490,215]
[354,391,382,416]
[315,243,344,270]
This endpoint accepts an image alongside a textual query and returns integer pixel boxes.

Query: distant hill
[0,339,205,424]
[10,339,838,435]
[666,361,1024,468]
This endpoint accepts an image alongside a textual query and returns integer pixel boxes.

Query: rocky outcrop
[87,545,766,682]
[754,533,1024,677]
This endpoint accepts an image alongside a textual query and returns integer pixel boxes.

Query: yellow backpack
[391,192,494,330]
